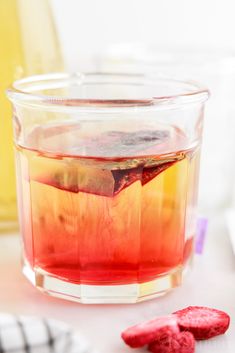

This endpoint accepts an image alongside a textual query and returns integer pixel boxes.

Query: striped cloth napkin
[0,314,94,353]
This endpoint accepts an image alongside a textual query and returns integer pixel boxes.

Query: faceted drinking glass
[7,73,209,303]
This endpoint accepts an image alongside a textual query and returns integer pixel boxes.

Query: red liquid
[16,125,199,285]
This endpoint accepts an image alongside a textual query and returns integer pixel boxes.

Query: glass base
[23,260,185,304]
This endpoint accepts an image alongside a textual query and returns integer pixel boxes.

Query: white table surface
[0,213,235,353]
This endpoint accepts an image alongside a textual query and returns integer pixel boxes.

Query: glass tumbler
[7,73,209,303]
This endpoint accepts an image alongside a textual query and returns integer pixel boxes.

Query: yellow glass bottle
[0,0,63,231]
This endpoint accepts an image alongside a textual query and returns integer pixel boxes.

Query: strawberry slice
[121,315,179,348]
[148,332,195,353]
[173,306,230,340]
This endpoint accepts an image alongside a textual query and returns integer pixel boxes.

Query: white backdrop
[52,0,235,70]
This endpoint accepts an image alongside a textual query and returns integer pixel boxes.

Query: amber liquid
[0,0,63,230]
[0,0,24,226]
[16,122,200,285]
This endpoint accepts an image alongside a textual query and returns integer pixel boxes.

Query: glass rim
[7,72,209,113]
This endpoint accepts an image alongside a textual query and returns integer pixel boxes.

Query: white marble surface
[0,214,235,353]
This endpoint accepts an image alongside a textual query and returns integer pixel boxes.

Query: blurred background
[51,0,235,70]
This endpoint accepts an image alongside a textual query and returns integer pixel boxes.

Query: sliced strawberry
[173,306,230,340]
[148,332,195,353]
[121,315,179,348]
